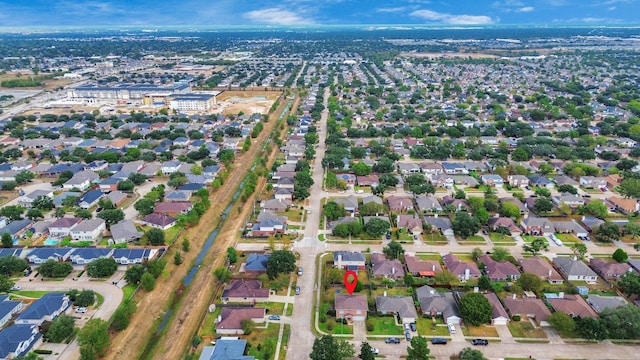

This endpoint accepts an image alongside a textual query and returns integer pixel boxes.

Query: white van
[448,323,456,334]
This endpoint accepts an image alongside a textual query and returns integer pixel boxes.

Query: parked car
[268,315,281,320]
[410,322,417,332]
[10,286,21,291]
[405,331,411,341]
[295,286,300,295]
[471,339,489,346]
[371,347,379,355]
[75,307,87,313]
[385,337,401,344]
[431,338,448,345]
[298,267,303,276]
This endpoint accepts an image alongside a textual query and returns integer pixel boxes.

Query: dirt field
[105,93,291,360]
[0,71,72,91]
[401,52,499,59]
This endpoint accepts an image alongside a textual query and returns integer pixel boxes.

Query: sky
[0,0,638,28]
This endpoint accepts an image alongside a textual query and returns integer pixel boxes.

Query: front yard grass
[246,322,281,359]
[422,232,448,245]
[281,209,303,223]
[461,324,499,337]
[318,319,353,335]
[260,301,285,315]
[458,235,486,244]
[508,321,547,338]
[416,318,450,336]
[555,233,580,244]
[366,316,404,336]
[417,253,442,262]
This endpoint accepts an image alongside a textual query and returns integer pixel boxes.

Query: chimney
[559,292,564,299]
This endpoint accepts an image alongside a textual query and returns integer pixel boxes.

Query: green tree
[619,178,640,198]
[459,293,492,326]
[310,335,340,360]
[38,260,73,278]
[478,275,491,291]
[612,248,628,263]
[86,258,118,278]
[75,209,92,220]
[182,238,190,252]
[174,251,183,265]
[434,270,457,285]
[619,272,640,297]
[241,319,255,335]
[15,170,34,185]
[45,315,75,343]
[266,250,296,279]
[213,267,231,284]
[570,242,588,260]
[558,184,578,194]
[601,304,640,339]
[117,179,135,192]
[0,256,28,276]
[576,317,607,340]
[382,240,405,260]
[365,218,390,238]
[78,319,110,360]
[323,201,346,221]
[458,347,486,360]
[32,195,54,210]
[124,265,145,284]
[134,198,155,216]
[141,272,156,291]
[500,202,521,220]
[0,274,15,293]
[406,335,430,360]
[25,208,44,221]
[516,272,543,293]
[144,228,165,246]
[584,200,608,219]
[522,238,547,256]
[595,222,621,243]
[75,290,96,307]
[490,247,510,262]
[453,211,480,239]
[1,232,13,248]
[358,202,386,216]
[97,209,125,228]
[359,342,375,360]
[533,197,553,213]
[548,311,576,336]
[352,162,371,176]
[0,205,25,221]
[227,247,238,264]
[146,259,166,278]
[474,208,490,225]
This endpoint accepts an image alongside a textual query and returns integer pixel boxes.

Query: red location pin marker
[344,270,358,296]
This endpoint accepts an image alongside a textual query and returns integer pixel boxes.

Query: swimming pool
[43,238,60,246]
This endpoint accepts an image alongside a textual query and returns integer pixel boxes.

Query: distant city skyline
[0,0,639,28]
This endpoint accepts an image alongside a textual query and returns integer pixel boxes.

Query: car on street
[75,307,87,313]
[431,338,448,345]
[385,337,401,344]
[295,286,300,295]
[371,348,379,355]
[471,339,489,346]
[268,315,281,320]
[298,267,303,275]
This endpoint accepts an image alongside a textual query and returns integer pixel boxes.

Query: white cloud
[243,8,315,25]
[609,6,617,9]
[410,9,495,25]
[376,7,409,13]
[516,6,535,12]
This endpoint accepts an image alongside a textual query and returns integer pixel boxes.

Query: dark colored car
[409,322,417,331]
[405,331,411,341]
[431,338,448,345]
[471,339,489,346]
[385,337,401,344]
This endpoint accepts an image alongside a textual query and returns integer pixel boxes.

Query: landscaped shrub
[366,320,374,332]
[512,315,521,321]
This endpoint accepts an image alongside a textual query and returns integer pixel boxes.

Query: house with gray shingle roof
[376,296,418,324]
[415,286,461,324]
[553,257,598,282]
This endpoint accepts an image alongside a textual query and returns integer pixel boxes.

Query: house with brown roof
[608,196,640,215]
[222,280,270,303]
[520,217,554,236]
[139,213,177,230]
[478,254,521,281]
[589,258,632,280]
[371,253,404,280]
[335,294,368,322]
[404,254,442,277]
[442,253,481,281]
[441,196,469,211]
[216,307,266,335]
[396,215,423,235]
[386,196,413,212]
[487,217,521,235]
[507,175,530,188]
[483,292,510,325]
[519,257,564,284]
[503,296,552,325]
[546,293,598,319]
[48,217,82,238]
[356,175,379,187]
[153,201,193,216]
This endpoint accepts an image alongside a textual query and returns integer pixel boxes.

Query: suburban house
[69,218,106,242]
[261,199,290,212]
[579,176,607,189]
[553,194,585,208]
[487,217,521,235]
[507,175,530,188]
[519,257,564,284]
[503,296,551,325]
[48,217,82,238]
[386,196,413,212]
[216,307,265,335]
[430,174,454,189]
[371,253,404,280]
[62,170,99,191]
[139,213,177,230]
[587,295,628,314]
[198,339,254,360]
[153,201,193,216]
[110,220,143,244]
[161,161,182,175]
[589,258,632,280]
[334,196,359,213]
[375,296,418,324]
[442,253,481,281]
[221,280,270,303]
[423,216,454,236]
[69,248,114,265]
[415,196,443,213]
[478,254,521,281]
[78,189,104,209]
[553,257,598,282]
[415,286,461,324]
[404,254,442,277]
[112,248,157,265]
[250,211,287,237]
[528,175,554,189]
[17,189,54,208]
[15,293,70,325]
[520,217,554,236]
[0,324,42,360]
[335,294,368,322]
[546,293,598,318]
[552,221,589,238]
[396,215,423,235]
[333,251,366,270]
[26,248,74,264]
[244,254,270,274]
[356,175,379,187]
[0,296,24,328]
[105,190,128,207]
[483,292,510,325]
[481,174,504,187]
[608,196,640,214]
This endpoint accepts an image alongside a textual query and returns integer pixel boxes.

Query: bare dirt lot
[105,93,290,360]
[0,71,72,91]
[216,90,282,115]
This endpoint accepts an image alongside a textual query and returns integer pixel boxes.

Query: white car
[75,307,87,313]
[371,347,380,355]
[10,286,21,291]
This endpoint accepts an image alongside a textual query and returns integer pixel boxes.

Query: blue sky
[0,0,638,27]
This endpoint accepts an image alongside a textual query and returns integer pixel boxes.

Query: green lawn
[458,235,486,244]
[318,320,353,335]
[461,325,499,337]
[416,318,450,336]
[423,233,448,245]
[95,293,104,308]
[122,284,138,300]
[279,324,290,360]
[246,323,281,359]
[417,253,442,261]
[508,321,547,338]
[200,307,222,338]
[261,302,285,315]
[281,209,303,223]
[366,316,404,336]
[11,290,57,298]
[555,233,580,244]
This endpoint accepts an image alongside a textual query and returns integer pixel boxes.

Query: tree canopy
[459,293,492,326]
